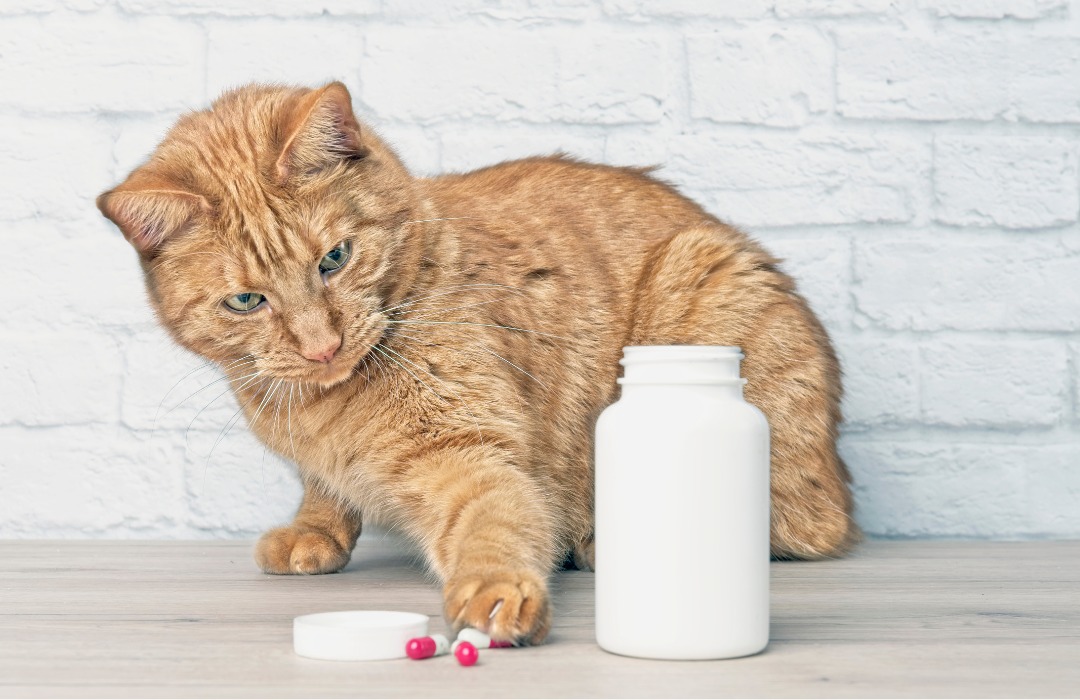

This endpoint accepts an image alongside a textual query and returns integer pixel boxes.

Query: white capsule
[456,628,491,648]
[456,627,513,649]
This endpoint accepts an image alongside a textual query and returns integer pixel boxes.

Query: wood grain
[1,539,1077,698]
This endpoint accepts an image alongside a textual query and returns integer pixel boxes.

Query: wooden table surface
[0,539,1077,698]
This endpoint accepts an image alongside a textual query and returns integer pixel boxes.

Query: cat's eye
[224,292,265,313]
[319,241,352,275]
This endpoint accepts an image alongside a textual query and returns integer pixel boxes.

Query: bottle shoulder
[599,388,769,433]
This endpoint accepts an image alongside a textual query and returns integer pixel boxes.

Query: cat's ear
[96,170,212,256]
[276,81,367,181]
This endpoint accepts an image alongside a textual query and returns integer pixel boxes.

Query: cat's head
[98,83,422,387]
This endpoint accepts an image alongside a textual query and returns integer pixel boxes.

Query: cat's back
[423,155,716,255]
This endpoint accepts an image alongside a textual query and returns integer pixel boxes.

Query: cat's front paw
[443,569,551,645]
[254,525,351,575]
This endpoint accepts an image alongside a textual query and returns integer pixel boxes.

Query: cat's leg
[400,445,558,644]
[631,225,859,559]
[254,480,362,575]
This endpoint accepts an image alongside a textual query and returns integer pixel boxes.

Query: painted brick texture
[1,0,1077,540]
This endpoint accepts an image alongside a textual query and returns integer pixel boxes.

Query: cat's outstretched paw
[443,569,551,645]
[254,525,351,575]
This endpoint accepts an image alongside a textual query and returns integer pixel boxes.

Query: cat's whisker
[150,357,219,441]
[395,295,514,321]
[393,331,548,390]
[373,351,388,384]
[249,377,283,431]
[359,355,371,384]
[386,319,572,342]
[402,217,478,224]
[171,368,261,421]
[378,344,485,447]
[154,357,216,413]
[204,371,282,486]
[159,359,257,419]
[370,345,391,385]
[372,345,448,406]
[184,370,265,457]
[205,402,249,477]
[378,283,526,316]
[272,379,288,439]
[419,255,451,273]
[201,375,270,493]
[287,384,298,461]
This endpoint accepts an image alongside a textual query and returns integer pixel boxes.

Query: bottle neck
[618,345,746,390]
[619,381,745,400]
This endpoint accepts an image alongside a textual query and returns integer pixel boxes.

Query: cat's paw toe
[444,569,551,645]
[254,526,351,575]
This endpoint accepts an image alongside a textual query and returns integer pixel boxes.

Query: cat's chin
[307,360,363,389]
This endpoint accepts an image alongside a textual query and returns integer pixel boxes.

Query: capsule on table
[456,627,513,649]
[405,634,450,660]
[453,640,479,667]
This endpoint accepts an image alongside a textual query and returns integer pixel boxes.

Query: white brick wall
[2,0,1078,540]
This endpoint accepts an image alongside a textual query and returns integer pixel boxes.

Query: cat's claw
[254,526,351,575]
[444,569,551,645]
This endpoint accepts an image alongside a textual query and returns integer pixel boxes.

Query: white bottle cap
[293,610,429,661]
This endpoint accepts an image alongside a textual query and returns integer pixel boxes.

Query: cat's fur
[97,83,857,644]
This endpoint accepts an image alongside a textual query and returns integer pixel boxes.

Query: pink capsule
[453,640,479,666]
[405,634,450,660]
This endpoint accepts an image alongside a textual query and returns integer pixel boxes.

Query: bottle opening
[621,345,744,362]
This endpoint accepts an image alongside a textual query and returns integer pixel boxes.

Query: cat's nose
[302,337,341,364]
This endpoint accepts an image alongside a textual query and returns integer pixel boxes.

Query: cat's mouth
[306,323,387,388]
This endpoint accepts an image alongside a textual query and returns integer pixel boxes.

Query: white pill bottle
[594,346,770,660]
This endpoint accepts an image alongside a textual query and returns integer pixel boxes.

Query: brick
[1025,443,1080,534]
[667,131,929,227]
[1072,342,1080,426]
[0,12,204,112]
[919,0,1066,18]
[602,0,772,19]
[853,232,1080,331]
[385,0,598,21]
[933,136,1079,229]
[120,329,249,433]
[0,0,109,11]
[841,440,1030,536]
[118,0,379,15]
[604,128,669,167]
[205,20,362,98]
[0,115,115,222]
[373,124,442,178]
[833,336,920,427]
[774,0,895,15]
[837,30,1080,122]
[920,338,1067,428]
[440,128,606,173]
[111,113,184,182]
[363,29,666,125]
[0,219,153,332]
[0,330,124,426]
[184,429,303,535]
[762,234,852,331]
[687,28,832,127]
[0,425,186,535]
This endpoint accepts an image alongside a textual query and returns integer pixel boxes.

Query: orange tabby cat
[97,82,857,644]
